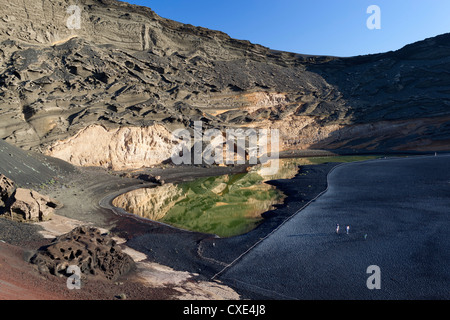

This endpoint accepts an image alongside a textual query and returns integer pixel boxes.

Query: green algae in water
[160,172,285,237]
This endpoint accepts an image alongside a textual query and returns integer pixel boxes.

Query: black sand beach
[218,155,450,299]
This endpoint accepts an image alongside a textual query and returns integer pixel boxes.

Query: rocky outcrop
[8,188,60,222]
[112,184,184,220]
[46,124,182,170]
[30,226,136,281]
[0,174,61,222]
[0,174,15,208]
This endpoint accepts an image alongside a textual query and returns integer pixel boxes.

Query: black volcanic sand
[218,155,450,300]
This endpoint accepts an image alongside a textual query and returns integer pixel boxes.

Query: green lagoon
[113,156,379,237]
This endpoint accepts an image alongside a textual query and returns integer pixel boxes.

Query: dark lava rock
[30,226,136,281]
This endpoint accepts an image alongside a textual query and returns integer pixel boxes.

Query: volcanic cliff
[0,0,449,170]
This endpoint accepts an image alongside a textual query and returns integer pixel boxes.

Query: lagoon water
[112,156,378,237]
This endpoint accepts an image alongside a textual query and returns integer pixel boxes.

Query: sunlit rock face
[112,183,184,221]
[0,174,62,222]
[46,124,180,170]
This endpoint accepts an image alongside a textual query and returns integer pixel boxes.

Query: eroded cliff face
[1,0,332,64]
[0,0,449,171]
[112,184,184,220]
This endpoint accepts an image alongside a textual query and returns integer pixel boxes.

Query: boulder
[0,174,61,222]
[0,174,16,208]
[6,188,61,222]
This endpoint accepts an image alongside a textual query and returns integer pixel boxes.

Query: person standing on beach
[346,226,350,234]
[336,224,340,234]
